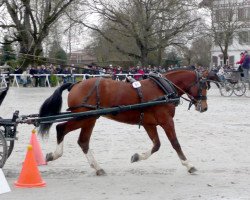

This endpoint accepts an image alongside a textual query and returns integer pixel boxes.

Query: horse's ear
[206,70,221,82]
[202,70,209,78]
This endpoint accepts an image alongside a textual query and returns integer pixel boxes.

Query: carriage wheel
[6,140,14,158]
[233,82,246,97]
[0,125,15,159]
[244,82,250,98]
[0,130,7,168]
[219,82,233,97]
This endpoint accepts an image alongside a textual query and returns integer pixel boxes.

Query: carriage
[219,69,249,97]
[0,66,17,168]
[0,69,220,174]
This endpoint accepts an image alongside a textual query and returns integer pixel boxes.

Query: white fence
[0,73,145,88]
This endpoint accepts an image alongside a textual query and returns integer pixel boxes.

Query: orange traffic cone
[29,129,47,166]
[14,145,46,188]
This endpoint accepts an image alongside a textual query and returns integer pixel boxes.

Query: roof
[69,50,96,61]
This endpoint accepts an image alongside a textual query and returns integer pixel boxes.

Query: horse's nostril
[204,107,208,111]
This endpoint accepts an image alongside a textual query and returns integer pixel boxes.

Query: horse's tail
[0,88,9,106]
[38,82,73,137]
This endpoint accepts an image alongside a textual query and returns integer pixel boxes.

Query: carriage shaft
[29,97,180,125]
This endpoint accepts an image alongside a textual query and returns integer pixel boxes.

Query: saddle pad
[148,73,178,98]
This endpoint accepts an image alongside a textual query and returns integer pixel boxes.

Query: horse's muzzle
[201,107,208,112]
[195,101,208,113]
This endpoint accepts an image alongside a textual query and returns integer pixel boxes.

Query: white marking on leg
[139,150,152,161]
[85,150,102,171]
[53,142,63,160]
[181,159,195,172]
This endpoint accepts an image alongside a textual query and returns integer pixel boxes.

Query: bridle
[171,71,209,110]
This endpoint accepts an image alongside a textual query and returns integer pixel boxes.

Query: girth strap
[126,76,144,128]
[126,77,144,102]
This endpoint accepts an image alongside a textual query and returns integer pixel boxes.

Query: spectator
[56,65,63,74]
[14,66,23,84]
[217,66,225,81]
[134,66,144,80]
[62,67,71,83]
[242,51,250,82]
[29,66,38,87]
[38,65,47,87]
[236,52,245,66]
[196,65,204,73]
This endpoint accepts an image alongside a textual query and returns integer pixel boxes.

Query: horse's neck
[164,71,196,96]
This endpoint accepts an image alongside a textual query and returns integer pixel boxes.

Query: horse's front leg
[160,119,197,173]
[131,125,161,162]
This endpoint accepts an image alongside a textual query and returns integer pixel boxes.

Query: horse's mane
[162,67,196,77]
[166,66,195,73]
[165,67,221,83]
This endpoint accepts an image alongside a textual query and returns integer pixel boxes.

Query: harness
[126,74,179,127]
[148,73,179,103]
[67,78,102,111]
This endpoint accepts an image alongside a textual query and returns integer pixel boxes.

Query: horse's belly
[104,110,141,125]
[104,108,163,125]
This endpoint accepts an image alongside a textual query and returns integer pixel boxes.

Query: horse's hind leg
[160,120,197,173]
[77,119,106,176]
[131,124,161,162]
[46,120,82,162]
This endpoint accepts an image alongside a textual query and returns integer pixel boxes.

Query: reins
[169,82,196,110]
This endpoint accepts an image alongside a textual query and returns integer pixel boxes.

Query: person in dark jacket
[14,67,23,84]
[242,51,250,82]
[29,66,38,87]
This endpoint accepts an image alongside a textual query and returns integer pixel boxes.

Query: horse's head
[188,70,209,113]
[166,69,210,113]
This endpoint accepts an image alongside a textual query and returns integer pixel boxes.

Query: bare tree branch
[0,0,77,67]
[72,0,200,65]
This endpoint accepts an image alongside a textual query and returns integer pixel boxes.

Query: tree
[180,46,193,66]
[190,36,212,67]
[71,0,200,66]
[180,36,212,67]
[164,50,181,67]
[49,41,67,65]
[199,0,244,65]
[0,0,77,68]
[1,36,15,64]
[89,25,141,65]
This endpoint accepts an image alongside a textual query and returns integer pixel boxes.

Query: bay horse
[38,69,217,176]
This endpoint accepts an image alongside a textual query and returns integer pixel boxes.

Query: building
[201,0,250,68]
[68,50,97,66]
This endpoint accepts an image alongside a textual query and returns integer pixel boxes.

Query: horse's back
[68,78,139,109]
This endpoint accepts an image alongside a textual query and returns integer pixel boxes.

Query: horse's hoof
[46,153,53,162]
[131,153,140,163]
[96,169,106,176]
[188,166,197,174]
